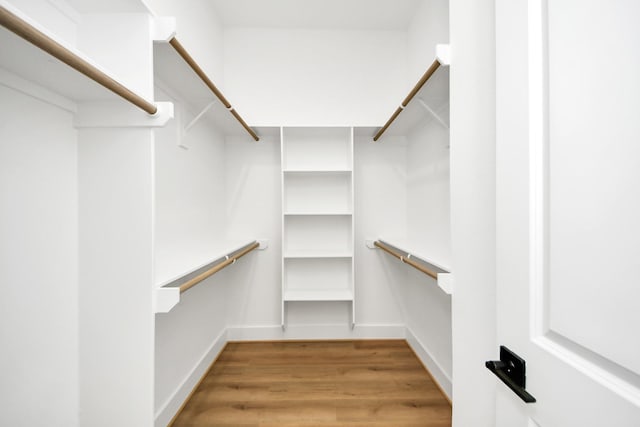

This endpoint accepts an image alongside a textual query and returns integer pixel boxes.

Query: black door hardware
[486,345,536,403]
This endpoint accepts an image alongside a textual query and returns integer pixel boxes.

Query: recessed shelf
[284,171,352,213]
[284,215,353,255]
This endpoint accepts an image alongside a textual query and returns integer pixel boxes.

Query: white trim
[154,328,228,427]
[405,326,452,400]
[227,323,406,341]
[0,68,77,113]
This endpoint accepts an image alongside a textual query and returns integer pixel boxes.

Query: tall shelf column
[281,127,355,329]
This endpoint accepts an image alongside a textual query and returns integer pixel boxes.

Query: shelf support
[183,101,216,134]
[416,98,449,130]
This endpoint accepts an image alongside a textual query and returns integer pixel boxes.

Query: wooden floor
[171,340,451,427]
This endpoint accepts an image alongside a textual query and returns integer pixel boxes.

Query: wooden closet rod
[179,241,260,294]
[168,37,260,142]
[0,6,158,115]
[374,240,438,280]
[373,59,442,142]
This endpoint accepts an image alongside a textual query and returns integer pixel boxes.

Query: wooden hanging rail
[374,240,439,279]
[0,5,158,115]
[178,241,260,293]
[373,57,445,142]
[168,37,260,142]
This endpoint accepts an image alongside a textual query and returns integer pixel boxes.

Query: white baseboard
[405,327,452,400]
[154,328,228,427]
[226,323,406,341]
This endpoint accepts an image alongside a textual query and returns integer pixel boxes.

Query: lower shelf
[283,289,354,302]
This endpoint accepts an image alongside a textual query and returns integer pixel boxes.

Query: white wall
[0,84,79,427]
[152,90,231,423]
[407,0,450,84]
[402,119,453,396]
[76,11,157,427]
[224,134,282,328]
[222,28,407,127]
[354,135,407,328]
[78,128,155,427]
[450,0,497,425]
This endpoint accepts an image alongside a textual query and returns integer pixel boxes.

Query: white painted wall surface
[450,0,497,425]
[77,13,155,100]
[354,135,406,327]
[222,28,407,126]
[78,128,155,427]
[0,84,79,427]
[3,0,79,46]
[153,91,230,419]
[407,0,449,85]
[401,120,453,396]
[225,135,282,327]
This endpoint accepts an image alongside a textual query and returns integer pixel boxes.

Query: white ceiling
[210,0,423,30]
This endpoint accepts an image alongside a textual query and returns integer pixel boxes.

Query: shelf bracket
[416,98,449,130]
[183,101,216,134]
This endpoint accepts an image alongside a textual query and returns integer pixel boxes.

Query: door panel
[546,0,640,376]
[495,0,640,425]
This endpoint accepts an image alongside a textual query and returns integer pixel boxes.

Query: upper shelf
[372,44,450,141]
[0,3,155,111]
[153,36,259,141]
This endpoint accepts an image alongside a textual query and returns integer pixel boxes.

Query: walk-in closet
[3,0,639,426]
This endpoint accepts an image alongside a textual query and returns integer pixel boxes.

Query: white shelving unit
[281,127,355,329]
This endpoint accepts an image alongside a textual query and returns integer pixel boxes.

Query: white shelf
[283,169,352,173]
[153,41,254,138]
[284,289,353,302]
[371,45,450,140]
[374,237,453,295]
[0,5,146,106]
[154,239,259,313]
[284,212,352,216]
[155,239,256,287]
[377,237,451,272]
[386,64,449,136]
[284,250,353,259]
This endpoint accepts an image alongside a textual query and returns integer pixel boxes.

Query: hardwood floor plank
[170,340,451,427]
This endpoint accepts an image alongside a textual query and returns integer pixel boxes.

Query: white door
[494,0,640,426]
